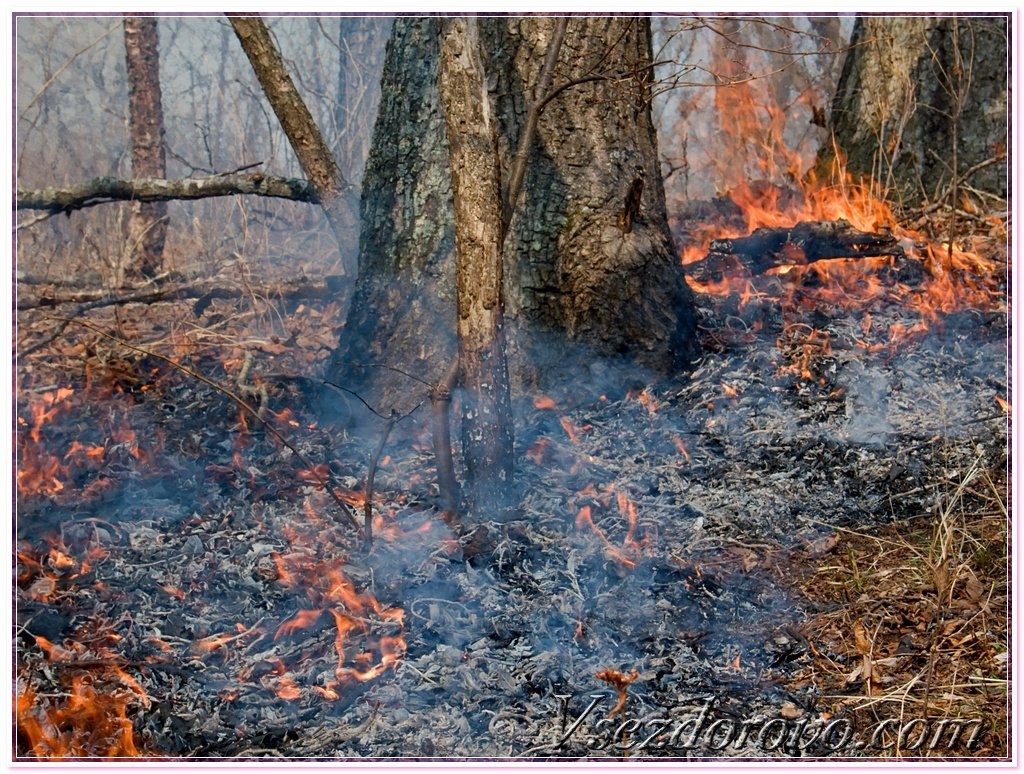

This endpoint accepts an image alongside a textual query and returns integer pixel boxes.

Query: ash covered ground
[16,247,1008,760]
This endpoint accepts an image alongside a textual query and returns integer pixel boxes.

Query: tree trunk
[229,15,358,265]
[123,16,167,281]
[437,18,515,517]
[821,15,1008,210]
[331,17,699,415]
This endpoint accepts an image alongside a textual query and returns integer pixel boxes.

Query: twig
[322,380,425,422]
[502,17,569,232]
[19,20,123,119]
[45,317,360,532]
[363,411,398,547]
[431,360,461,524]
[215,161,264,176]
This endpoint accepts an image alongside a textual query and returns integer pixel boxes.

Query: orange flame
[576,503,639,569]
[275,609,324,640]
[266,527,408,700]
[681,72,1004,335]
[628,387,661,417]
[17,676,151,758]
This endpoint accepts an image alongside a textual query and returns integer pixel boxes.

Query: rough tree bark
[123,16,168,280]
[437,18,515,516]
[821,15,1008,210]
[229,15,358,264]
[331,17,700,415]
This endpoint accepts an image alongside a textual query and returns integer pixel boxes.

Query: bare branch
[17,173,317,214]
[502,17,569,233]
[18,19,123,120]
[17,274,342,312]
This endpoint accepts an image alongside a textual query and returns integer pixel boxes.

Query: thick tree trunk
[123,16,167,280]
[330,19,457,416]
[821,15,1008,210]
[229,15,358,264]
[331,17,699,415]
[438,18,515,516]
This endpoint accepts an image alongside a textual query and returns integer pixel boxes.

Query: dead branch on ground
[685,219,906,283]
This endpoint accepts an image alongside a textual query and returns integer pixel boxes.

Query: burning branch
[685,219,905,283]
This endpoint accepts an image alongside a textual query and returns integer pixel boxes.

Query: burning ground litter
[15,198,1008,758]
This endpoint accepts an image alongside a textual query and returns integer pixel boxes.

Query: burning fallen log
[685,219,906,283]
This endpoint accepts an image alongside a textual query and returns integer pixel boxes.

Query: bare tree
[122,15,167,280]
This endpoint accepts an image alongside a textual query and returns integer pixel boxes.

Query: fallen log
[685,219,906,283]
[17,173,318,214]
[17,275,348,313]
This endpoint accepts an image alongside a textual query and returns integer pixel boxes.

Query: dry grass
[784,450,1009,758]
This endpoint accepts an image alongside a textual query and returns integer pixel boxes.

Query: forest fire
[16,538,156,758]
[14,13,1008,761]
[679,74,1005,338]
[17,681,149,758]
[16,380,164,502]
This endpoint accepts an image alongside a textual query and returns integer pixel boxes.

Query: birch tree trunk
[123,16,167,280]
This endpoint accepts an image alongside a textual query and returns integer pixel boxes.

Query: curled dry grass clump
[786,449,1009,758]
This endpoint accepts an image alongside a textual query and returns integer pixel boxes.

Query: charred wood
[685,219,906,283]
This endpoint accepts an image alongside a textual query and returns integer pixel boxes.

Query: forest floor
[14,205,1009,760]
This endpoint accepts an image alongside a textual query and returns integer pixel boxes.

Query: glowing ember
[559,416,591,444]
[526,437,550,465]
[574,493,647,570]
[672,437,692,463]
[595,668,639,719]
[628,387,662,417]
[533,395,558,410]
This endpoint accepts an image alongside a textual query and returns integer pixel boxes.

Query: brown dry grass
[784,453,1009,758]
